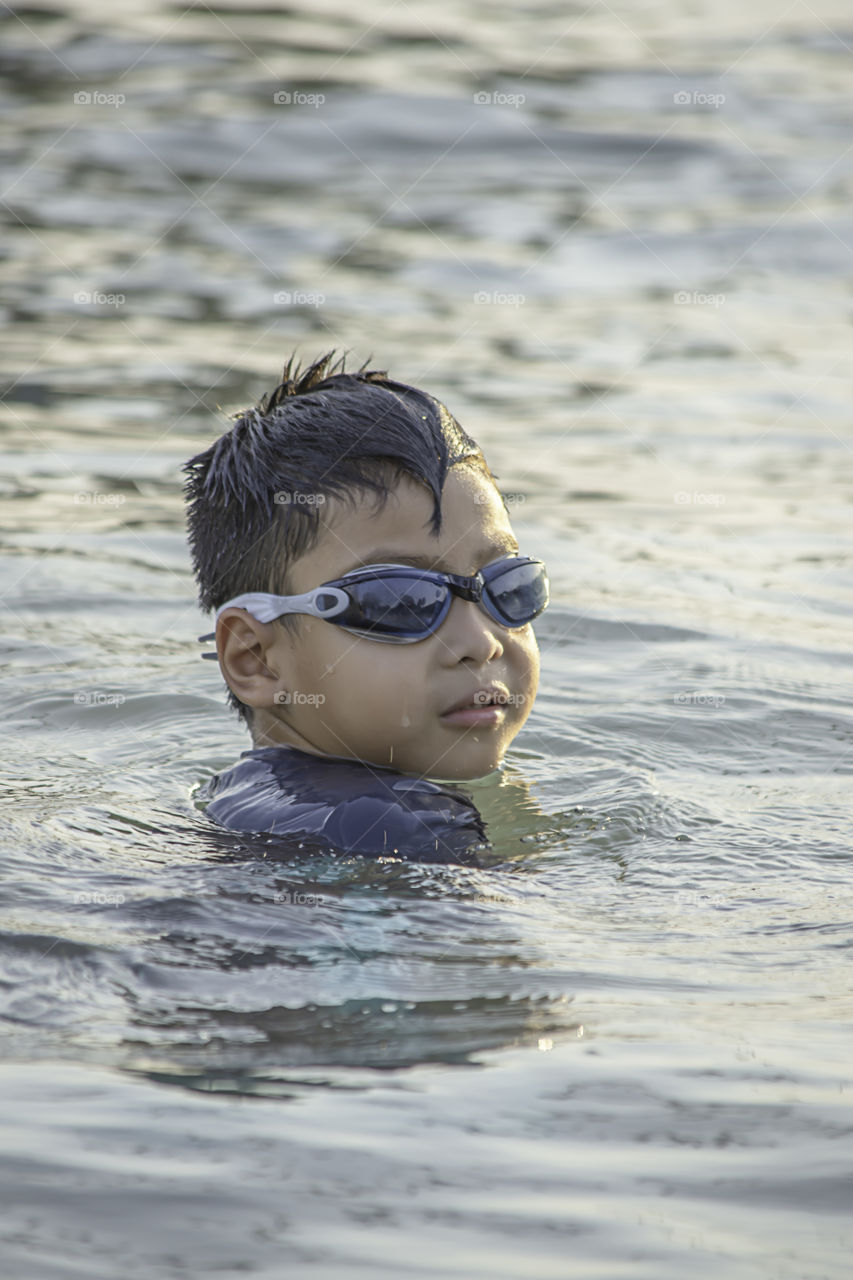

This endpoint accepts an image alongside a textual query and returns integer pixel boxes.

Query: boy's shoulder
[199,745,488,865]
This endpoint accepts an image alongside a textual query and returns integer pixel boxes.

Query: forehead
[291,465,518,586]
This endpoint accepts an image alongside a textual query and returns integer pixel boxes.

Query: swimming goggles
[198,555,549,653]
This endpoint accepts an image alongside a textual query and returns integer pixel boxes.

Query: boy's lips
[440,683,513,726]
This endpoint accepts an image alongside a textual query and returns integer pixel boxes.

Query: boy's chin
[425,765,504,786]
[415,748,507,784]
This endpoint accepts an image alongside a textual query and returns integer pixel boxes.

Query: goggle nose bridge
[442,571,485,605]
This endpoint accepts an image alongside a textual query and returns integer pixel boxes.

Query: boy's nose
[438,595,505,664]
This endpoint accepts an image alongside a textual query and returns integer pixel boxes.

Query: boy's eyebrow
[341,536,520,575]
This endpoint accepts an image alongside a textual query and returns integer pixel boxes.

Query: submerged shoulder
[199,746,488,864]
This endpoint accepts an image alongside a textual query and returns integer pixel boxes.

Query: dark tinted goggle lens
[482,558,549,625]
[337,575,447,636]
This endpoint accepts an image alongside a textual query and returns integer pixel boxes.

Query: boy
[185,353,549,864]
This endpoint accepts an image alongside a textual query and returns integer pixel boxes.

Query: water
[2,1,852,1275]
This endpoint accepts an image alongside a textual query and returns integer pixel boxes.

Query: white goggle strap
[197,587,350,651]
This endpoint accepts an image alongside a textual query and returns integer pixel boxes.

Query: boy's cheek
[512,629,540,691]
[311,647,420,713]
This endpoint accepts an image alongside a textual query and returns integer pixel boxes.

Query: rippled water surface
[2,1,852,1276]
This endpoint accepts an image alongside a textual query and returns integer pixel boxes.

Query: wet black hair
[183,351,492,728]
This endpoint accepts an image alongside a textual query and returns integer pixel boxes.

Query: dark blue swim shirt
[199,745,489,865]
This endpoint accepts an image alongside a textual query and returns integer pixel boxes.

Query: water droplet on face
[401,714,411,727]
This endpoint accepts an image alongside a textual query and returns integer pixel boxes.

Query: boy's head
[184,353,543,780]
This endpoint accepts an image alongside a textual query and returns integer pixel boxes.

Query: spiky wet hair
[183,351,490,727]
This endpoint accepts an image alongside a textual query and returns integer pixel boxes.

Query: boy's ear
[215,608,293,710]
